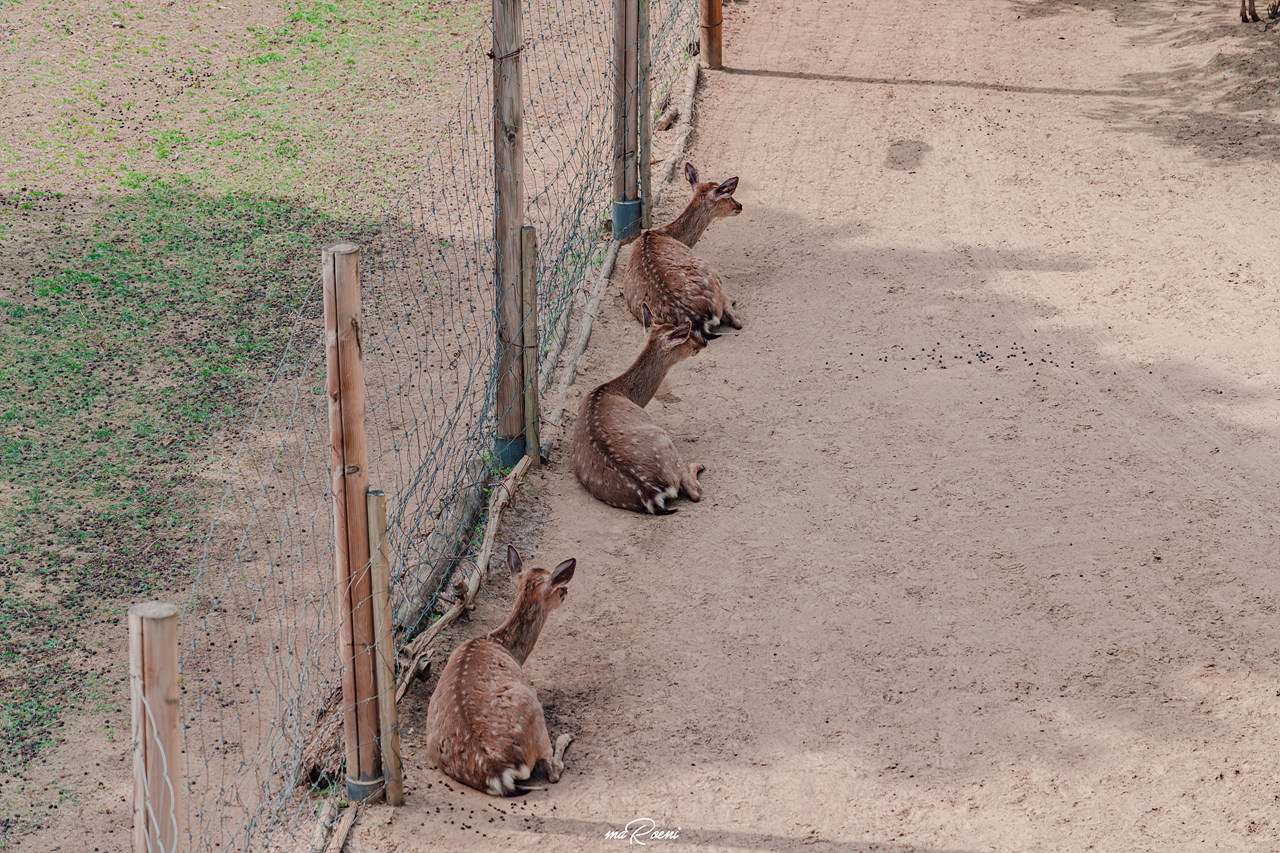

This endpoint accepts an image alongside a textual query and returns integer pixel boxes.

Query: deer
[570,307,707,514]
[423,545,576,796]
[622,163,743,341]
[1242,0,1264,21]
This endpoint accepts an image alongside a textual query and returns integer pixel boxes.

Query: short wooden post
[520,225,540,467]
[638,0,653,229]
[322,242,382,802]
[612,0,642,240]
[700,0,723,69]
[366,491,404,806]
[494,0,526,468]
[130,602,184,853]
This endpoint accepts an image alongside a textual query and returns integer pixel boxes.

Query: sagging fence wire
[168,0,700,848]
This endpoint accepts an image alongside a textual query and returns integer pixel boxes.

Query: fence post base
[612,198,643,241]
[345,776,384,803]
[495,437,526,469]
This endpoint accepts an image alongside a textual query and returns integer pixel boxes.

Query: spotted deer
[622,163,743,341]
[570,307,706,514]
[423,545,576,796]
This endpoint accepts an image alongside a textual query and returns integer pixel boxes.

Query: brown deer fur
[570,310,706,514]
[622,163,743,340]
[424,546,576,796]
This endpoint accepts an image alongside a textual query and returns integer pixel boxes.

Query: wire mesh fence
[166,0,699,847]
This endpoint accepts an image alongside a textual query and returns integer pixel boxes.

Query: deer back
[571,388,685,513]
[424,636,549,796]
[623,232,728,334]
[424,548,575,796]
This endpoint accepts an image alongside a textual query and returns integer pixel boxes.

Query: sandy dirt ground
[374,0,1280,851]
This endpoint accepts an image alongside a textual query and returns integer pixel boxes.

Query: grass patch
[1,0,487,211]
[0,179,373,782]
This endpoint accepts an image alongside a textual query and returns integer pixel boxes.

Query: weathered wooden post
[638,0,653,229]
[130,602,184,853]
[322,242,382,802]
[520,225,540,466]
[494,0,526,468]
[700,0,723,69]
[366,491,404,806]
[613,0,642,240]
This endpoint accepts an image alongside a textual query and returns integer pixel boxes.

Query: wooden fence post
[700,0,722,69]
[520,225,540,467]
[613,0,642,240]
[638,0,653,229]
[322,242,382,802]
[494,0,526,468]
[130,602,184,853]
[366,491,404,806]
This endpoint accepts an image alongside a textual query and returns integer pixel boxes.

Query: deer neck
[654,198,714,248]
[487,601,548,666]
[602,342,670,407]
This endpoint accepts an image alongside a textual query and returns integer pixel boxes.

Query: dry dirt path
[364,1,1280,850]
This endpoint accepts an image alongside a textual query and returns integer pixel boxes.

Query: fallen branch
[323,804,360,853]
[394,455,533,702]
[539,241,619,401]
[656,59,701,191]
[545,240,621,427]
[393,457,489,631]
[306,798,338,853]
[655,104,679,131]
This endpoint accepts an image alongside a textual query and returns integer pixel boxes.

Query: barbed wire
[169,0,698,848]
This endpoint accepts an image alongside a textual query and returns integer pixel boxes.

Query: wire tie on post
[487,45,524,61]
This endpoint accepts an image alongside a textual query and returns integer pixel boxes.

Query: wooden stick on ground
[323,804,360,853]
[395,455,533,702]
[306,799,338,853]
[544,240,622,427]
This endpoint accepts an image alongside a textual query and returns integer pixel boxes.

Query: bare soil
[360,0,1280,851]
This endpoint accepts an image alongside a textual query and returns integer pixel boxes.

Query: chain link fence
[168,0,698,848]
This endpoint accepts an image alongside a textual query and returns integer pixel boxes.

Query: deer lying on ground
[424,545,576,796]
[622,163,743,341]
[571,307,706,513]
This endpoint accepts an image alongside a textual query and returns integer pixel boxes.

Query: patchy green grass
[0,0,482,837]
[1,0,486,211]
[0,179,373,783]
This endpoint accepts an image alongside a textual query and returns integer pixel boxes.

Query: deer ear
[507,544,523,579]
[713,177,739,198]
[642,303,653,329]
[674,322,692,343]
[685,163,698,185]
[549,558,576,587]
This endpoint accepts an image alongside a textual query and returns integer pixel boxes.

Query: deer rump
[571,388,685,513]
[624,232,730,335]
[424,637,554,796]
